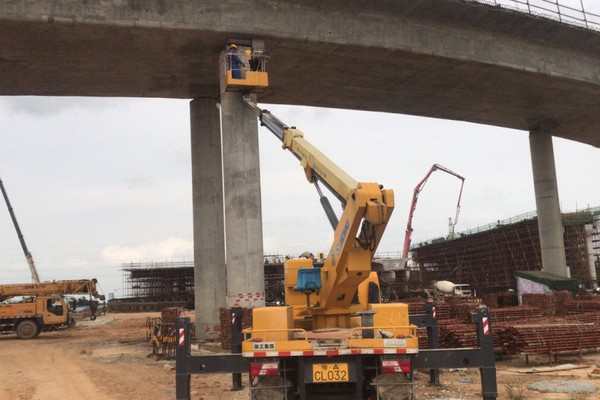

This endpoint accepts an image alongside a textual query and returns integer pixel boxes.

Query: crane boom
[244,97,357,205]
[0,279,105,302]
[244,97,393,313]
[0,177,41,283]
[402,164,465,264]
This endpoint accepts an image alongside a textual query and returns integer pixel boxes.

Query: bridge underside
[1,0,599,146]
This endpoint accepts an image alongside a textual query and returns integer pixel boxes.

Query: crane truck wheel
[16,320,39,339]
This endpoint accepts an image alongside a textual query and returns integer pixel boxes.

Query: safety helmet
[245,49,251,55]
[229,44,237,49]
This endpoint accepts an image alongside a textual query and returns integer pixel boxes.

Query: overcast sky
[1,1,599,296]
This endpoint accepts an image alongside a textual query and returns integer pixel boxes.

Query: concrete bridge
[1,0,599,338]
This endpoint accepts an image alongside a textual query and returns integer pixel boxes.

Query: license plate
[312,363,349,383]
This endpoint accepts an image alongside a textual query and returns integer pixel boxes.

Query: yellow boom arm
[244,98,394,309]
[0,279,105,302]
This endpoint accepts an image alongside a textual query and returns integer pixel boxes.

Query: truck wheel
[16,320,39,339]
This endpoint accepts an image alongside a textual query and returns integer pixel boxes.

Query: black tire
[16,320,39,339]
[90,314,97,321]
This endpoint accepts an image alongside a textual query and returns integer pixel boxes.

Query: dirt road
[0,313,240,400]
[1,313,599,399]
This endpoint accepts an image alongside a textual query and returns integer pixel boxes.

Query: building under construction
[108,207,599,310]
[408,207,600,294]
[108,261,194,312]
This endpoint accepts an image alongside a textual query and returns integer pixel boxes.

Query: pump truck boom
[240,97,419,399]
[402,164,465,267]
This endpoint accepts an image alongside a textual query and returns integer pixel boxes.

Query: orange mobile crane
[0,279,105,338]
[1,177,105,338]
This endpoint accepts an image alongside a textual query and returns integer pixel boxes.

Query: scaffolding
[410,208,600,293]
[121,261,194,300]
[108,209,600,311]
[108,261,195,312]
[593,215,600,273]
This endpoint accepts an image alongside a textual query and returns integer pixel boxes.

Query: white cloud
[101,237,193,262]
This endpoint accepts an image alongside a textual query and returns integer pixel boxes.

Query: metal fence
[473,0,600,30]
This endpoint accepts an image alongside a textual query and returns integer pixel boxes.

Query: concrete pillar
[219,53,265,309]
[190,98,226,340]
[528,129,568,277]
[584,224,597,284]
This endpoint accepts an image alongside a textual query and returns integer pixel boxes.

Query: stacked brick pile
[407,301,451,320]
[555,291,575,315]
[408,302,428,315]
[161,307,184,324]
[480,292,519,308]
[416,327,429,349]
[439,322,478,348]
[521,293,558,316]
[436,301,452,320]
[452,303,482,322]
[480,293,499,308]
[497,292,519,308]
[219,307,253,350]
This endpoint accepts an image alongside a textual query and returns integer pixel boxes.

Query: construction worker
[227,44,245,79]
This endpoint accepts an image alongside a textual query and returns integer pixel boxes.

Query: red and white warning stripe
[233,291,266,307]
[482,317,489,336]
[243,347,418,358]
[178,328,185,346]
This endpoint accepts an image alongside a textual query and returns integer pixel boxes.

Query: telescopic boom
[0,177,41,283]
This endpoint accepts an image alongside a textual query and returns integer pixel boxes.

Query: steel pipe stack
[497,323,600,355]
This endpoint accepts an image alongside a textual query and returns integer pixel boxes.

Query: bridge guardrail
[473,0,600,31]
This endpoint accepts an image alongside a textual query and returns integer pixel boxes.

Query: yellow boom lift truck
[175,43,497,400]
[239,98,419,399]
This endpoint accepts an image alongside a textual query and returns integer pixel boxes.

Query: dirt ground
[1,312,599,400]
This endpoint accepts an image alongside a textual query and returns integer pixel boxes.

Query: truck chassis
[174,306,497,400]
